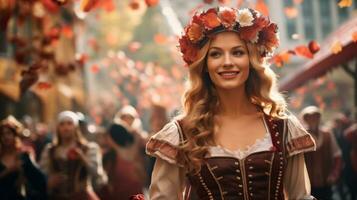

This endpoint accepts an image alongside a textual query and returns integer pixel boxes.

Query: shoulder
[284,113,316,157]
[146,121,183,166]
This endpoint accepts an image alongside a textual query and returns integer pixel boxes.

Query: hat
[58,111,79,126]
[300,106,321,118]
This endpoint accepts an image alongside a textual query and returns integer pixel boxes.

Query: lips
[218,71,240,79]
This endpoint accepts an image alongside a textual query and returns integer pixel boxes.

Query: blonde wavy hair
[178,37,287,173]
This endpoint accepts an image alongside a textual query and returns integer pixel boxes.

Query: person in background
[301,106,342,200]
[98,123,145,200]
[40,111,107,200]
[0,115,47,200]
[332,112,354,200]
[344,123,357,200]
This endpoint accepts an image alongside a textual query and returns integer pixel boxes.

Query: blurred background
[0,0,357,199]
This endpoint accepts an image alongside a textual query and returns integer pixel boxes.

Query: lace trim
[208,131,273,159]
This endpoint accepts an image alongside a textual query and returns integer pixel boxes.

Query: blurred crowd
[0,104,356,200]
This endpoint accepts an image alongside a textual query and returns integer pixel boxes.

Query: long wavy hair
[178,36,287,173]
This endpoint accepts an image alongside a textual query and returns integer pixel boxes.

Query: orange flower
[201,12,221,30]
[219,8,237,28]
[187,23,204,42]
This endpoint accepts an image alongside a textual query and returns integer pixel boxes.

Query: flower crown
[179,7,279,65]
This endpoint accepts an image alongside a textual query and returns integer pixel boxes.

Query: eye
[232,49,245,56]
[208,50,221,58]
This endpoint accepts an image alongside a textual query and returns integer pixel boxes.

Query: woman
[146,7,316,200]
[40,111,107,200]
[98,123,145,200]
[0,115,47,200]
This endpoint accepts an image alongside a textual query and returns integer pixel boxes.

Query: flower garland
[179,7,279,65]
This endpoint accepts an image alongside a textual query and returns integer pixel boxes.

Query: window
[302,0,316,40]
[320,0,332,38]
[284,0,297,40]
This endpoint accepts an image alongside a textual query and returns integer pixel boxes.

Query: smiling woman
[146,7,317,200]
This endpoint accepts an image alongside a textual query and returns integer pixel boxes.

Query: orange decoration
[308,40,320,54]
[352,31,357,42]
[154,34,167,44]
[145,0,159,7]
[102,0,116,12]
[62,25,73,39]
[331,41,342,54]
[80,0,100,12]
[129,0,140,10]
[284,7,298,19]
[294,45,313,59]
[338,0,352,8]
[90,64,100,74]
[255,0,269,17]
[218,0,231,4]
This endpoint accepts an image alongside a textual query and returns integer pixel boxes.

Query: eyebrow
[209,45,245,50]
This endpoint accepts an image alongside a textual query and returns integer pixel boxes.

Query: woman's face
[206,32,250,90]
[0,127,16,147]
[57,120,76,140]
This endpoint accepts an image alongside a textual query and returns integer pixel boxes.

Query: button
[236,176,241,180]
[234,162,239,165]
[239,184,243,187]
[249,166,254,170]
[248,174,253,178]
[236,169,240,173]
[239,192,242,195]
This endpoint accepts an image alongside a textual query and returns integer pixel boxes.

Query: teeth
[220,72,238,76]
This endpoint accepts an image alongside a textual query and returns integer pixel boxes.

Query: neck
[61,137,76,147]
[216,85,256,118]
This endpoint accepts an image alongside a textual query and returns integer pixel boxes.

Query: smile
[218,71,240,79]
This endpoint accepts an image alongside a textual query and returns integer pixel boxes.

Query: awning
[279,17,357,92]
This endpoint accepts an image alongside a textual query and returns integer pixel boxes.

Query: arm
[80,143,108,186]
[284,153,315,200]
[149,158,186,200]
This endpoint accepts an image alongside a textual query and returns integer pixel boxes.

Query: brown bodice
[186,116,286,200]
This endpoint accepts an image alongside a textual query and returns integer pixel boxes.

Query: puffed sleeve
[85,142,108,187]
[284,153,315,200]
[149,158,186,200]
[286,114,316,157]
[146,121,183,166]
[146,121,187,200]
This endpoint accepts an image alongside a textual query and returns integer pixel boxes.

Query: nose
[223,52,233,67]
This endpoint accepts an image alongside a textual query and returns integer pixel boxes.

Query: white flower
[237,8,254,27]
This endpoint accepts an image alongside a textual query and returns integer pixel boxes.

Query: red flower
[219,9,237,28]
[258,23,279,51]
[239,15,269,41]
[179,36,198,64]
[130,194,145,200]
[201,12,221,30]
[187,23,204,42]
[67,148,79,160]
